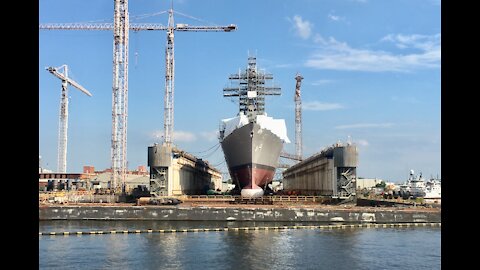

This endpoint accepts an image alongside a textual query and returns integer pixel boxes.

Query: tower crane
[278,73,304,164]
[295,73,304,159]
[162,8,236,145]
[46,65,93,173]
[39,2,236,193]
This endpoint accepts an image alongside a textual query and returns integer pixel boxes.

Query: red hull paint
[230,165,275,190]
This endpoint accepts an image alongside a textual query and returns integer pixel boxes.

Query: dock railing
[184,195,329,203]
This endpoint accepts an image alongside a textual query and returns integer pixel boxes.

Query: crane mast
[46,65,92,173]
[111,0,129,192]
[164,9,175,145]
[295,73,304,159]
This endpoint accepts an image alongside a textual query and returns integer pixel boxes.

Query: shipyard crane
[46,65,93,173]
[295,73,304,159]
[161,8,236,146]
[39,3,236,193]
[278,74,304,165]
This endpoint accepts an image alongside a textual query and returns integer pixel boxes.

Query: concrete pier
[39,205,440,223]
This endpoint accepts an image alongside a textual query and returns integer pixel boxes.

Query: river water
[39,221,440,270]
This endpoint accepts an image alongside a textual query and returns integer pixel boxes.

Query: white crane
[46,65,92,173]
[295,73,304,159]
[39,2,236,192]
[162,8,236,146]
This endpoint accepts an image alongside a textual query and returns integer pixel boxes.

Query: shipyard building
[282,142,358,199]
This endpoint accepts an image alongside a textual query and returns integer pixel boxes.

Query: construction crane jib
[46,65,92,173]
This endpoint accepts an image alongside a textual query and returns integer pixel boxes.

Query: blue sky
[39,0,441,183]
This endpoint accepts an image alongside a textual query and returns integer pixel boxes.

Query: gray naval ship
[219,56,290,198]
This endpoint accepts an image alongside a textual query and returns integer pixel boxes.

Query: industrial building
[39,145,223,197]
[39,165,149,192]
[356,178,386,190]
[282,142,358,199]
[148,144,222,197]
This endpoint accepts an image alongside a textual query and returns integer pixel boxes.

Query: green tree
[375,181,386,188]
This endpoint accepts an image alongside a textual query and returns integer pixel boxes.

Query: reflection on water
[39,221,440,270]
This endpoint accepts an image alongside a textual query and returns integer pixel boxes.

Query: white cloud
[200,130,219,142]
[291,15,313,40]
[356,139,369,146]
[151,130,197,142]
[381,33,440,51]
[328,14,340,21]
[327,11,346,22]
[335,123,394,129]
[311,79,334,86]
[303,101,344,111]
[305,33,440,72]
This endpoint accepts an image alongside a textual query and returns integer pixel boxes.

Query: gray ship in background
[219,56,290,198]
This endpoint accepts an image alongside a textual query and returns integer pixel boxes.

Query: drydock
[147,144,222,197]
[283,142,358,200]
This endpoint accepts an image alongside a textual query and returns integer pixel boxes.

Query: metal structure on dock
[148,144,222,197]
[282,142,358,200]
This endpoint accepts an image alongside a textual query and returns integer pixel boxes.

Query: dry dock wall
[148,145,222,196]
[282,144,358,196]
[39,206,440,223]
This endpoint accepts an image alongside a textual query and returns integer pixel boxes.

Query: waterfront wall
[39,206,441,223]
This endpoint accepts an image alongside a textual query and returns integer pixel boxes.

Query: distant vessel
[219,56,290,198]
[425,178,441,200]
[399,170,441,200]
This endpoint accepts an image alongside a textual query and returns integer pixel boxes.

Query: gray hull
[220,122,283,194]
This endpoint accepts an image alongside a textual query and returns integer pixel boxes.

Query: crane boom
[39,23,236,32]
[39,23,166,31]
[47,67,92,96]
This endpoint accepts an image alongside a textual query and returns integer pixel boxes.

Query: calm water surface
[39,221,440,270]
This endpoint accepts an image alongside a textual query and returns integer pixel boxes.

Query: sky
[39,0,441,183]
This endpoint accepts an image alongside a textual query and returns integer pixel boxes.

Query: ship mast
[223,56,281,122]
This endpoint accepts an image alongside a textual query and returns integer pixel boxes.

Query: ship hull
[220,122,283,197]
